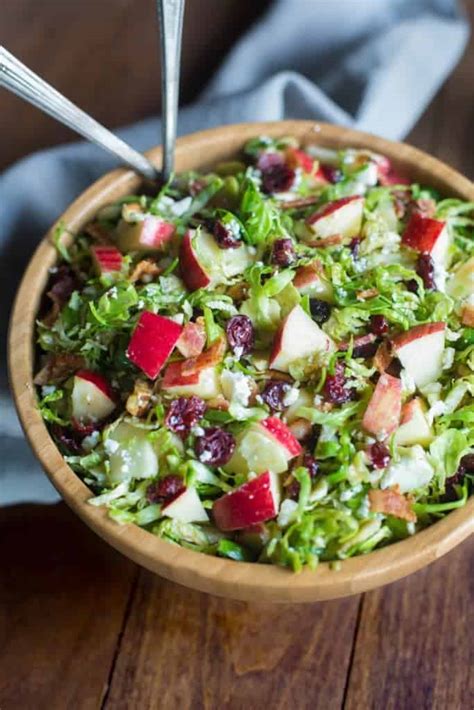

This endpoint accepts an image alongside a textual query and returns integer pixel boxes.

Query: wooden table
[1,7,473,710]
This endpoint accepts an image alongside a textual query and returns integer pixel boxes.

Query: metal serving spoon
[0,1,184,183]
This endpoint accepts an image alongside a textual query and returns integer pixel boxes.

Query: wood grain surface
[2,2,474,708]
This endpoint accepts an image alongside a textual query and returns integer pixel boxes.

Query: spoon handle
[0,46,160,182]
[157,0,185,182]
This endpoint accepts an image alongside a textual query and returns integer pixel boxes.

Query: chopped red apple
[306,196,364,242]
[212,471,280,531]
[269,304,334,373]
[225,417,301,476]
[362,373,402,438]
[394,397,433,447]
[91,245,123,274]
[179,228,253,292]
[376,156,409,186]
[127,311,183,379]
[293,261,334,301]
[391,322,445,388]
[402,213,450,288]
[71,369,116,424]
[285,147,317,175]
[161,362,221,399]
[106,421,158,483]
[116,215,175,253]
[162,486,209,523]
[176,321,207,358]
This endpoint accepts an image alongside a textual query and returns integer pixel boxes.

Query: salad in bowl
[34,134,474,572]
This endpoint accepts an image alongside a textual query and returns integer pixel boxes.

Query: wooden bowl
[9,121,474,603]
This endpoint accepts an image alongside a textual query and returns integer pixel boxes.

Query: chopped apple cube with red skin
[179,230,212,290]
[161,362,221,399]
[293,262,334,301]
[116,216,175,253]
[306,196,364,242]
[175,321,207,358]
[362,373,402,438]
[127,311,183,379]
[212,471,280,531]
[402,213,449,286]
[162,486,209,523]
[269,304,334,373]
[285,147,316,174]
[394,397,433,447]
[260,417,302,458]
[91,245,123,274]
[390,322,445,388]
[71,369,116,424]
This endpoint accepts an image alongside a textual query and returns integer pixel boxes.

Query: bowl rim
[8,120,474,603]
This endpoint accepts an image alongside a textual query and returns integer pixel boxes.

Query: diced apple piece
[225,417,301,476]
[127,311,182,379]
[293,262,334,301]
[446,256,474,301]
[394,397,433,447]
[212,471,280,531]
[259,416,302,457]
[306,196,364,242]
[269,304,334,373]
[362,373,402,438]
[381,445,434,493]
[91,245,123,274]
[162,486,209,523]
[402,213,450,289]
[391,322,445,388]
[71,370,116,424]
[284,388,313,424]
[175,321,206,358]
[161,362,221,399]
[106,422,158,483]
[285,147,317,175]
[116,216,175,253]
[179,229,253,292]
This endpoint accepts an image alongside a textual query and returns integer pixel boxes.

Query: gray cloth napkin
[0,0,469,505]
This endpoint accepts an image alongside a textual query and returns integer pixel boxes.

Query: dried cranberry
[448,453,474,485]
[261,380,291,412]
[271,238,295,267]
[195,427,236,467]
[309,299,331,325]
[416,253,435,290]
[51,424,83,454]
[405,279,419,294]
[369,315,389,336]
[226,315,254,355]
[385,359,402,378]
[286,479,301,500]
[165,396,206,438]
[302,453,319,479]
[352,338,379,359]
[147,475,185,504]
[320,164,344,184]
[323,362,353,405]
[213,220,241,249]
[256,152,284,171]
[261,164,296,194]
[369,442,390,469]
[349,237,362,259]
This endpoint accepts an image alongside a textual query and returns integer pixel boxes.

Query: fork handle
[0,46,160,182]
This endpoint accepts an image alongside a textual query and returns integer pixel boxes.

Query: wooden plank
[343,537,474,710]
[104,571,361,710]
[0,503,136,710]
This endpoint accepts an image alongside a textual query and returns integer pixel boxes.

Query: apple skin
[362,373,402,438]
[161,361,221,399]
[127,311,183,379]
[259,417,302,457]
[212,471,280,532]
[285,148,316,174]
[390,322,445,388]
[292,262,334,301]
[269,304,334,373]
[91,245,123,274]
[71,370,116,424]
[179,230,212,290]
[116,216,175,253]
[402,213,447,253]
[306,196,364,242]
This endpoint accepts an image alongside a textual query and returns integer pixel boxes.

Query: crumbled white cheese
[104,438,120,455]
[169,196,192,216]
[277,499,298,527]
[427,400,447,424]
[41,385,57,396]
[282,386,299,407]
[191,426,205,437]
[400,369,416,395]
[198,449,213,463]
[442,347,455,370]
[82,430,101,452]
[220,370,252,408]
[170,313,184,325]
[446,328,462,342]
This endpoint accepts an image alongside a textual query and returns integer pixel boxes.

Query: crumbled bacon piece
[181,337,227,376]
[288,418,313,441]
[307,234,344,248]
[356,288,379,301]
[368,486,416,523]
[176,321,206,358]
[129,259,161,283]
[278,195,320,210]
[373,341,393,373]
[34,353,85,386]
[125,378,153,417]
[412,198,437,218]
[461,303,474,327]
